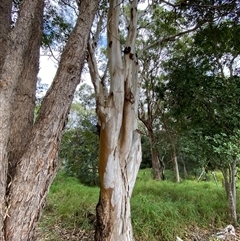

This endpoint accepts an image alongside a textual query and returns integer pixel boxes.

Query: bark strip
[95,1,141,240]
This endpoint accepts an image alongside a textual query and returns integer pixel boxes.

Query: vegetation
[59,86,99,186]
[1,0,240,239]
[39,169,237,241]
[39,172,99,239]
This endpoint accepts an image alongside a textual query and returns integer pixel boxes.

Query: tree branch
[141,23,202,53]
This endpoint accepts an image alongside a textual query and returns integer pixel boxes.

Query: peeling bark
[92,1,142,240]
[222,160,237,226]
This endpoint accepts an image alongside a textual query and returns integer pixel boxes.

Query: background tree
[162,19,240,224]
[138,50,166,180]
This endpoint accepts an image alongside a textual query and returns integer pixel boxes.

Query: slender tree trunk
[181,157,188,179]
[152,149,161,180]
[149,131,161,180]
[159,157,165,180]
[162,115,180,182]
[231,159,237,214]
[172,147,180,183]
[1,0,99,240]
[222,160,237,225]
[229,159,237,225]
[89,1,142,240]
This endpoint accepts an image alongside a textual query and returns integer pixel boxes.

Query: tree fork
[89,0,140,240]
[1,0,100,240]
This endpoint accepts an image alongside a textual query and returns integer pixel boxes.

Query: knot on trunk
[123,46,131,54]
[125,91,135,104]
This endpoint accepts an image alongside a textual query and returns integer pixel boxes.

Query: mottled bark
[89,1,142,240]
[222,160,237,225]
[149,131,163,180]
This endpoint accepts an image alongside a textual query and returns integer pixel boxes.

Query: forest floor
[37,223,240,241]
[38,170,240,241]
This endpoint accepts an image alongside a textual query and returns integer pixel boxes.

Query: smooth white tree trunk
[222,159,238,225]
[88,1,141,240]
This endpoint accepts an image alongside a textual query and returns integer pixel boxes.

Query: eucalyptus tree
[137,3,185,181]
[136,0,224,182]
[88,1,142,239]
[138,49,166,180]
[163,20,240,224]
[0,0,99,239]
[86,1,240,239]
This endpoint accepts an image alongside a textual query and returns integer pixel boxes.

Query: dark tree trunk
[7,0,43,182]
[0,0,99,240]
[0,0,45,238]
[149,131,162,180]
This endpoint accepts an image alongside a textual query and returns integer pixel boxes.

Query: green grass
[131,170,230,240]
[39,172,99,240]
[39,169,238,241]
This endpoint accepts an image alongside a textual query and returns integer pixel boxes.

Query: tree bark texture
[91,1,142,240]
[149,131,162,180]
[0,0,45,237]
[173,153,180,183]
[222,160,237,225]
[7,0,44,182]
[163,116,180,183]
[0,0,99,240]
[0,0,11,232]
[0,0,11,74]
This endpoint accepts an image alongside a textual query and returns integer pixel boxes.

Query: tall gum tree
[88,0,141,240]
[0,0,99,240]
[163,20,240,223]
[138,49,166,180]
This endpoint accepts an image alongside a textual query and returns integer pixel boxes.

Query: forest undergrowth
[38,169,240,241]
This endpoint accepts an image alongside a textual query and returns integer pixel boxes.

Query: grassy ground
[38,169,238,241]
